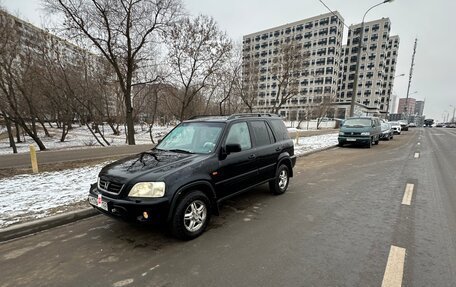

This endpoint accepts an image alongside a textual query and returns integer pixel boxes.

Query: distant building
[398,97,416,115]
[415,100,425,116]
[242,12,345,118]
[390,94,399,113]
[337,18,399,118]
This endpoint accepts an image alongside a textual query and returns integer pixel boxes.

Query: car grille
[344,132,361,136]
[98,177,124,195]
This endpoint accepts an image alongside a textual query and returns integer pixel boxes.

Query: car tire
[375,138,379,145]
[269,164,290,195]
[170,191,211,240]
[338,142,344,147]
[367,138,372,148]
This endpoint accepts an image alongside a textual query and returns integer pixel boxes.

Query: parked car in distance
[447,123,456,128]
[88,114,296,240]
[389,122,402,134]
[338,117,382,148]
[380,122,394,140]
[436,123,444,128]
[408,122,417,128]
[399,121,409,131]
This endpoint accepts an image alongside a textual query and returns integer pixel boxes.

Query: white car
[389,122,402,134]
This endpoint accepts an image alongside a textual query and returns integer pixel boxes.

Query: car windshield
[381,123,390,129]
[156,122,224,154]
[343,118,371,127]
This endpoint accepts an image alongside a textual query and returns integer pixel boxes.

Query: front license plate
[89,195,108,211]
[346,138,356,142]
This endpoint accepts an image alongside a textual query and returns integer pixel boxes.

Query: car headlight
[339,131,344,135]
[128,182,165,198]
[360,132,370,136]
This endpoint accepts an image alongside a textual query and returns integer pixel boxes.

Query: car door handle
[248,154,256,160]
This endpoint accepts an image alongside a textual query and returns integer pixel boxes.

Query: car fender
[167,180,218,222]
[276,152,294,177]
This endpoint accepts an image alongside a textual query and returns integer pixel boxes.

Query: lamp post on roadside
[349,0,394,117]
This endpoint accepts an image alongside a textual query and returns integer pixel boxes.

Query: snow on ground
[0,132,338,228]
[0,161,111,228]
[293,133,338,156]
[0,125,173,155]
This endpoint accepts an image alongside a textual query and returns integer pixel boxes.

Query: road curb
[297,144,338,157]
[0,208,98,243]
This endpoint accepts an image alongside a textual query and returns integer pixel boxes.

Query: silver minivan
[338,117,382,148]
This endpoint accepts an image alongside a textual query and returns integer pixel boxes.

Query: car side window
[251,120,273,147]
[226,122,252,151]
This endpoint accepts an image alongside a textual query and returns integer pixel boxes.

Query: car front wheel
[171,191,211,240]
[269,164,290,195]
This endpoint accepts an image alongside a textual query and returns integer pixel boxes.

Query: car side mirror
[225,143,241,154]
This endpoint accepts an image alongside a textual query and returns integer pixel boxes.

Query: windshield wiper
[168,149,194,154]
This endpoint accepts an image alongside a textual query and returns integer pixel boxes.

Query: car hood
[98,149,206,183]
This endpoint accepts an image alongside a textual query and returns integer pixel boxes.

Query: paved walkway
[0,144,154,169]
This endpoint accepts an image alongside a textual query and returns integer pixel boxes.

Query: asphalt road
[1,128,455,286]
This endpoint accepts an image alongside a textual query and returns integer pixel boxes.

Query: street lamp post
[349,0,393,117]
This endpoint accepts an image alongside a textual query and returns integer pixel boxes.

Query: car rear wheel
[367,138,373,148]
[269,164,289,195]
[171,191,211,240]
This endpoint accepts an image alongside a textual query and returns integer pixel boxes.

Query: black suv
[88,114,296,240]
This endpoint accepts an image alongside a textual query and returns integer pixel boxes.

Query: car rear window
[269,119,290,141]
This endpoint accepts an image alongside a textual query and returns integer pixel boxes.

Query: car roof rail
[227,113,280,120]
[187,115,228,120]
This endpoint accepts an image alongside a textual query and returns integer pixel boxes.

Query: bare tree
[313,94,336,129]
[269,41,310,114]
[239,46,259,113]
[0,13,48,150]
[164,15,232,120]
[44,0,183,145]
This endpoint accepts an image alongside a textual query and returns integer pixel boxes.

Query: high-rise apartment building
[337,18,399,118]
[398,97,416,115]
[415,100,425,116]
[242,12,344,119]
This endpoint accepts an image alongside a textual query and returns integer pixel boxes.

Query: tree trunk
[85,123,105,147]
[15,122,22,143]
[39,119,51,137]
[124,89,136,145]
[31,118,37,136]
[3,112,17,153]
[108,122,120,135]
[18,119,47,150]
[60,122,69,142]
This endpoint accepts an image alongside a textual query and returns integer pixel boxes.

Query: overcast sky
[2,0,455,121]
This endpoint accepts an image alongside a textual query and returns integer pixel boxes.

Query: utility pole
[404,38,418,122]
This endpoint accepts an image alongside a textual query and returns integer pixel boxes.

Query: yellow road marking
[402,183,414,205]
[381,245,406,287]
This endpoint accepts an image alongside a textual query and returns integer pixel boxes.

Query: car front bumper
[338,136,371,145]
[88,185,170,224]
